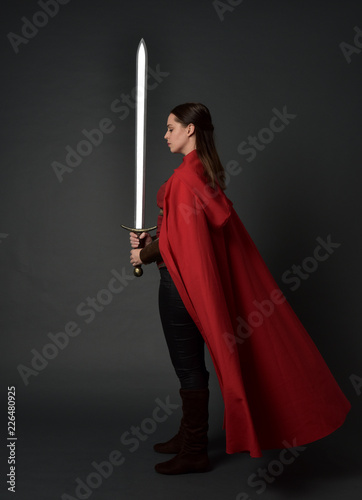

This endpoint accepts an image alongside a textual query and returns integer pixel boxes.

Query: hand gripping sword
[121,39,156,277]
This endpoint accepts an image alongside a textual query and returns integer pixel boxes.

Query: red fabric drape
[159,150,350,457]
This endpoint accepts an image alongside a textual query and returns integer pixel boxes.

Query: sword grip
[134,235,145,277]
[121,224,157,278]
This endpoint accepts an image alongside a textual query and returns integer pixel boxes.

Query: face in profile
[164,113,195,155]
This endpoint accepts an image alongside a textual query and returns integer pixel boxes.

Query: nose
[164,131,168,140]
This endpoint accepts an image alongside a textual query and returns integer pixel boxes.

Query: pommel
[121,224,157,278]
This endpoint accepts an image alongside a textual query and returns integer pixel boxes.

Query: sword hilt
[121,224,157,277]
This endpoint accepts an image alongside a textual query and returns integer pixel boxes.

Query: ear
[187,123,195,136]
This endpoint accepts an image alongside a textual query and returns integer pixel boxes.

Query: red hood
[174,150,232,229]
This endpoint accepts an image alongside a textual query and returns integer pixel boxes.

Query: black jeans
[158,267,209,390]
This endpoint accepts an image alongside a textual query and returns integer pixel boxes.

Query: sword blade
[135,38,148,229]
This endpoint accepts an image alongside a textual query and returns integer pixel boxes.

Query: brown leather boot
[155,388,211,474]
[154,390,185,454]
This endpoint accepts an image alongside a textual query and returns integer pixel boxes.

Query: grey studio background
[1,1,361,499]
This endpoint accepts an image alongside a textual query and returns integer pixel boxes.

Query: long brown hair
[170,103,226,190]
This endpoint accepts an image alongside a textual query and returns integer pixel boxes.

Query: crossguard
[121,224,157,277]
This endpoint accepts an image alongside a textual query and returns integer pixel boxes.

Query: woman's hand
[129,232,152,248]
[129,232,152,267]
[130,248,143,267]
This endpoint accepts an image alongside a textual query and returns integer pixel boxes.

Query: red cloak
[158,150,351,457]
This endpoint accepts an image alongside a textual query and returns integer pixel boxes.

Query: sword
[121,39,156,277]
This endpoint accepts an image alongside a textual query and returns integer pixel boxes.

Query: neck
[182,142,196,156]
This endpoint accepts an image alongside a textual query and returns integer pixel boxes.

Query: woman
[129,103,350,475]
